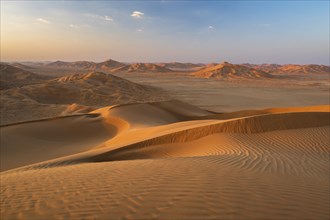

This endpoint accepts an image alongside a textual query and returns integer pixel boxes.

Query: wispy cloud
[137,28,144,32]
[131,11,144,18]
[103,16,113,22]
[69,24,78,28]
[85,14,113,22]
[36,18,50,24]
[208,25,214,29]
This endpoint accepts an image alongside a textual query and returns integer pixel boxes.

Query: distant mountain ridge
[45,59,171,73]
[242,63,329,74]
[193,62,274,79]
[157,62,204,70]
[45,59,125,69]
[114,63,172,72]
[278,64,330,74]
[0,64,51,89]
[11,59,330,74]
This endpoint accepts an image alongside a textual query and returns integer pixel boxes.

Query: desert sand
[0,68,169,125]
[1,62,329,219]
[1,100,329,219]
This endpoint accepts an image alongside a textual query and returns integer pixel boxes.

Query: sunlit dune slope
[1,101,329,220]
[193,62,274,79]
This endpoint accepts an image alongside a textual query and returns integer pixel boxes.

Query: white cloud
[131,11,144,18]
[36,18,49,24]
[103,16,113,22]
[137,28,144,32]
[208,25,214,29]
[85,14,113,22]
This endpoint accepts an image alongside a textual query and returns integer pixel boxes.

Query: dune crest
[113,63,173,73]
[1,100,329,220]
[193,61,274,79]
[0,63,51,89]
[0,71,169,125]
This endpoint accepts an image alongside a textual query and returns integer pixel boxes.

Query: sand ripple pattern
[1,157,329,220]
[1,103,329,219]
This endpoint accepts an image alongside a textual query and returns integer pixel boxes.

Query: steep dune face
[1,102,329,219]
[194,62,274,79]
[0,64,51,89]
[0,72,169,125]
[93,100,212,129]
[114,63,173,73]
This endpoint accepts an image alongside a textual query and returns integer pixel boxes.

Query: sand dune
[96,59,126,70]
[46,60,97,69]
[157,62,204,71]
[278,64,330,74]
[1,101,329,219]
[0,114,116,171]
[45,59,176,73]
[0,63,51,89]
[45,59,126,72]
[194,61,274,79]
[1,72,169,125]
[113,63,173,73]
[241,63,281,73]
[242,63,330,74]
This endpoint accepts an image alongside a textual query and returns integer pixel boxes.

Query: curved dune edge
[1,101,330,170]
[1,126,329,220]
[201,104,330,120]
[80,111,330,163]
[3,110,329,173]
[0,113,119,172]
[1,102,329,220]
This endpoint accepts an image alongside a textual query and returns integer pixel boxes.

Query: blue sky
[1,0,329,64]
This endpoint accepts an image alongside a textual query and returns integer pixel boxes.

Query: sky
[0,0,329,64]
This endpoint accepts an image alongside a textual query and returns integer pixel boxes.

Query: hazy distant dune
[113,63,173,73]
[278,64,330,74]
[0,72,169,125]
[0,64,51,89]
[241,63,330,74]
[95,59,126,71]
[241,63,282,73]
[23,71,168,106]
[157,62,205,71]
[194,62,274,79]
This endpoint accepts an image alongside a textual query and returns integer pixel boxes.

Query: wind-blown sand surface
[1,100,329,219]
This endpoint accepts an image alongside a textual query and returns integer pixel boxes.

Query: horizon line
[1,59,329,66]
